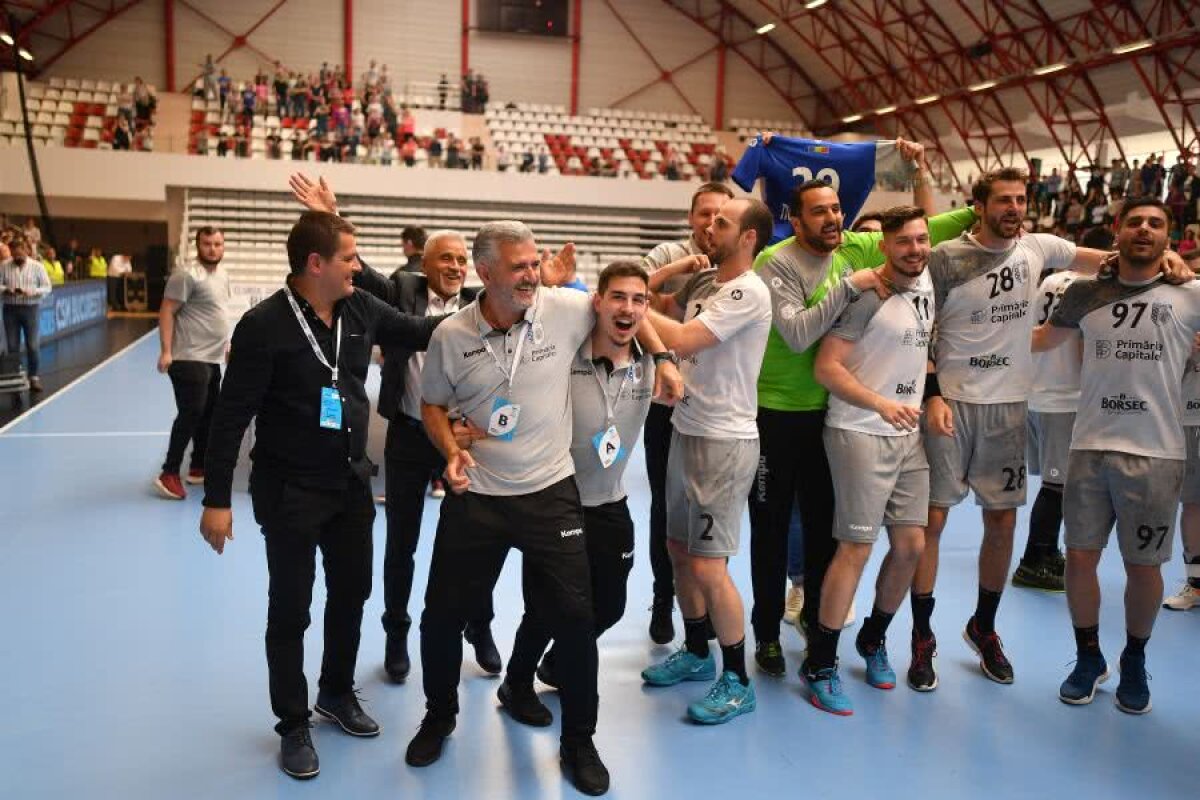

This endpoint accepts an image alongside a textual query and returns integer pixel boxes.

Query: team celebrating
[163,133,1198,795]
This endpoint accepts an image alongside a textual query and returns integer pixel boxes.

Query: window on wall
[477,0,569,37]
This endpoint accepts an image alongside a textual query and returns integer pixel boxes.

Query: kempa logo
[969,354,1011,369]
[621,551,634,560]
[1095,341,1112,359]
[848,524,874,532]
[560,528,583,538]
[896,379,918,396]
[1100,393,1149,413]
[463,346,487,359]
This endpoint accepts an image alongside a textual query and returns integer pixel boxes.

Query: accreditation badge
[319,386,343,430]
[592,425,623,469]
[488,396,522,440]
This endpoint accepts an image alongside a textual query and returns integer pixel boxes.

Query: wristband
[923,373,941,401]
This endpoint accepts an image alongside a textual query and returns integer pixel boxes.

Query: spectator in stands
[42,247,64,287]
[537,143,550,174]
[1129,159,1143,195]
[445,136,462,169]
[1187,164,1200,225]
[1141,155,1159,198]
[461,70,476,113]
[1107,186,1126,222]
[379,64,392,95]
[202,55,217,99]
[87,247,107,280]
[133,77,156,123]
[470,137,485,170]
[256,73,270,120]
[1179,227,1198,257]
[1046,167,1062,211]
[1109,158,1129,194]
[1,234,52,391]
[113,117,133,151]
[273,63,289,115]
[399,227,426,274]
[400,136,418,167]
[22,219,41,250]
[664,157,680,181]
[428,135,443,168]
[1084,184,1108,227]
[107,253,133,311]
[1064,193,1085,235]
[1168,182,1188,232]
[476,76,490,110]
[333,101,350,136]
[496,142,511,172]
[363,59,380,91]
[313,99,331,136]
[438,74,449,109]
[400,108,415,142]
[61,238,81,279]
[289,75,308,119]
[708,145,730,182]
[217,69,232,116]
[267,134,283,160]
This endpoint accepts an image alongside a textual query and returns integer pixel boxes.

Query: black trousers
[420,477,598,740]
[382,416,492,638]
[507,498,636,683]
[162,361,222,474]
[747,408,836,640]
[643,402,675,602]
[250,472,375,734]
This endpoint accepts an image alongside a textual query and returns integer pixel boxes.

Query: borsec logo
[1095,340,1112,359]
[730,289,744,300]
[1151,302,1173,327]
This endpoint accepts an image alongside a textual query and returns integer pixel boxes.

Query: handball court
[0,330,1193,799]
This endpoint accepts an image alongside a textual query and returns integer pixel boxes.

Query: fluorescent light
[841,114,863,123]
[756,22,776,35]
[18,48,33,62]
[1033,62,1067,76]
[0,32,13,46]
[806,0,828,8]
[875,106,897,115]
[1113,39,1153,55]
[916,94,940,105]
[969,80,997,92]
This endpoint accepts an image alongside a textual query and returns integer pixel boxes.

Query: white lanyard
[476,304,532,391]
[285,286,342,386]
[593,355,637,425]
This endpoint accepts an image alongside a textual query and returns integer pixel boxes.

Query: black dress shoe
[649,597,675,645]
[314,689,381,737]
[280,723,320,779]
[405,714,456,767]
[560,737,610,796]
[536,653,561,690]
[385,634,411,683]
[464,623,503,675]
[497,680,553,727]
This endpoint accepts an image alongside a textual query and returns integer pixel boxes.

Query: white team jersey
[672,268,772,439]
[1183,356,1200,427]
[1051,276,1200,460]
[825,270,934,436]
[1029,270,1083,413]
[929,232,1077,404]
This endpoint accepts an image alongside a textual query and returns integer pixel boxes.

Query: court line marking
[0,328,159,437]
[2,431,170,438]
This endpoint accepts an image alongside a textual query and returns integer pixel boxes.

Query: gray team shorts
[1026,411,1076,486]
[666,431,758,557]
[1183,427,1200,505]
[924,399,1028,509]
[1063,450,1184,567]
[825,427,929,544]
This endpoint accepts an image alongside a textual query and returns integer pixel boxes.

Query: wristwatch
[652,350,680,367]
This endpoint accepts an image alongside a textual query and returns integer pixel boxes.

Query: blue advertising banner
[37,280,108,343]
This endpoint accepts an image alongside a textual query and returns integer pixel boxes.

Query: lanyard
[592,354,637,425]
[476,304,532,391]
[285,286,342,386]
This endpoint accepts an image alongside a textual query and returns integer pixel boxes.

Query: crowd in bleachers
[0,76,157,151]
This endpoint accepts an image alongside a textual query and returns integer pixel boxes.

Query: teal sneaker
[686,671,756,724]
[641,648,716,687]
[856,640,897,690]
[802,660,854,716]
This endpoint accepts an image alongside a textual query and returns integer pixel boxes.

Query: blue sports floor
[0,330,1195,798]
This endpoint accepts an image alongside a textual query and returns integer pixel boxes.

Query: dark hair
[597,260,649,294]
[1080,225,1115,250]
[287,211,356,275]
[851,211,884,232]
[878,205,927,234]
[401,226,427,249]
[739,198,775,257]
[689,181,735,214]
[972,167,1029,205]
[791,178,838,216]
[1117,196,1172,226]
[194,225,223,245]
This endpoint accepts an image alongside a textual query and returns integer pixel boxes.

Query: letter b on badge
[488,396,521,441]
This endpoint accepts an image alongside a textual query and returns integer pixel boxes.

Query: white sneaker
[1164,581,1200,610]
[783,585,804,625]
[843,598,857,628]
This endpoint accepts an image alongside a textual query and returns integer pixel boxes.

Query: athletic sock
[1073,624,1101,656]
[857,607,895,652]
[1187,554,1200,590]
[911,592,935,638]
[683,616,711,658]
[1023,485,1063,564]
[805,624,841,676]
[720,639,749,685]
[1124,632,1149,657]
[974,587,1002,634]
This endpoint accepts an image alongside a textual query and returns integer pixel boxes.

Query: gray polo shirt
[569,338,655,507]
[421,286,593,496]
[164,262,232,364]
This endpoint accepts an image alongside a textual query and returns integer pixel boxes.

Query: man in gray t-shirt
[154,227,232,501]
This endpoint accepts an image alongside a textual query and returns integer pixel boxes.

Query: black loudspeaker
[144,244,169,311]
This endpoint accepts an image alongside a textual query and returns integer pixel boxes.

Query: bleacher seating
[729,117,809,141]
[0,78,153,150]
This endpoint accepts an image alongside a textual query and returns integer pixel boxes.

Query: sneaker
[154,472,186,500]
[1012,559,1066,593]
[430,479,446,499]
[1058,652,1109,705]
[405,714,456,767]
[1048,549,1066,578]
[314,688,380,737]
[908,631,938,692]
[754,640,785,677]
[963,618,1014,684]
[782,584,804,625]
[648,597,675,644]
[856,638,897,690]
[802,660,853,716]
[560,737,610,796]
[843,598,857,628]
[280,723,319,779]
[497,680,553,727]
[29,376,43,392]
[687,671,757,724]
[641,647,716,686]
[1163,581,1200,611]
[185,468,205,485]
[1115,649,1152,715]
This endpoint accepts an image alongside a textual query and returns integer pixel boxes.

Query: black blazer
[355,260,478,421]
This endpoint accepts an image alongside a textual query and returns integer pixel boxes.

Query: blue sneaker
[802,660,853,716]
[1058,652,1109,705]
[687,671,756,724]
[856,640,897,690]
[641,648,717,686]
[1115,649,1152,715]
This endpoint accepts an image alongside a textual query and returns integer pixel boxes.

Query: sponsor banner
[37,280,108,343]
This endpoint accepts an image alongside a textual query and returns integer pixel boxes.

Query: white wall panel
[43,1,167,87]
[354,0,459,92]
[470,32,571,106]
[723,54,800,125]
